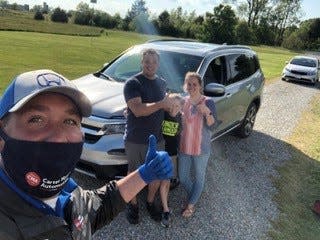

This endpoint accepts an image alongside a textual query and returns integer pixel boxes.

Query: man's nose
[46,125,68,143]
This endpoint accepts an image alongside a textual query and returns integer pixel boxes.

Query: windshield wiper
[99,72,116,81]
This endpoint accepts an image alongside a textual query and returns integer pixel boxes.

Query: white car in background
[282,55,320,85]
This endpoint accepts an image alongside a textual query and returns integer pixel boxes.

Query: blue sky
[9,0,319,20]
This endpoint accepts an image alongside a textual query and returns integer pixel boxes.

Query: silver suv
[73,40,265,179]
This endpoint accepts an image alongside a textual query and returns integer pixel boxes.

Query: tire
[236,103,258,138]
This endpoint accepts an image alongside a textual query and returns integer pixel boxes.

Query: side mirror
[204,83,225,97]
[285,61,289,64]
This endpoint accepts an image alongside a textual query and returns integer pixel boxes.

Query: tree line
[1,0,319,51]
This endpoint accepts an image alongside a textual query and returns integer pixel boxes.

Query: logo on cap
[37,73,66,87]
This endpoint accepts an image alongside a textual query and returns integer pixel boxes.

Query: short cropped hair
[142,48,160,61]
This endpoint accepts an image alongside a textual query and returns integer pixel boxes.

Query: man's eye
[64,119,80,126]
[28,116,43,123]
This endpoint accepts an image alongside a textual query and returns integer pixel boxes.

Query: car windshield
[101,47,203,93]
[290,57,317,67]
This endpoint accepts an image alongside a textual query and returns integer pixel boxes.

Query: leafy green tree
[238,0,268,27]
[51,7,68,23]
[34,10,44,20]
[126,0,148,22]
[156,10,179,36]
[269,0,302,45]
[123,0,151,32]
[73,3,94,25]
[199,4,237,44]
[235,21,256,44]
[253,16,276,45]
[0,0,8,9]
[31,5,42,12]
[308,18,320,42]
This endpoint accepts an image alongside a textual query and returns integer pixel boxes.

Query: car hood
[286,63,316,72]
[73,74,126,118]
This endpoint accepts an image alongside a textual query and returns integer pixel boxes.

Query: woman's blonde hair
[183,72,203,93]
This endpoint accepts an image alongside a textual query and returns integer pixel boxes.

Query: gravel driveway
[73,79,319,240]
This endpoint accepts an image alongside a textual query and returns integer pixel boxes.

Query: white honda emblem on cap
[37,73,66,87]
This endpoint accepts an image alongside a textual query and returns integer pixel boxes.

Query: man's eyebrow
[19,104,49,114]
[20,104,81,117]
[67,107,81,117]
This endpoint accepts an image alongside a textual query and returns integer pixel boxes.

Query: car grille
[290,70,307,75]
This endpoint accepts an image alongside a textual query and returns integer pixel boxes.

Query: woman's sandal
[182,205,195,218]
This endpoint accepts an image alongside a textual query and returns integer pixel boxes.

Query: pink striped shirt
[179,96,206,155]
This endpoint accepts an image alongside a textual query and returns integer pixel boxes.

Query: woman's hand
[196,103,211,117]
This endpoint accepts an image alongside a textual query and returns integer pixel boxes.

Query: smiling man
[123,48,174,227]
[0,69,172,240]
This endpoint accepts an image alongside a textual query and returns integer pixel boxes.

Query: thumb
[146,135,157,163]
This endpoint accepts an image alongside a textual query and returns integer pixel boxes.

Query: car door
[224,53,257,123]
[202,56,235,134]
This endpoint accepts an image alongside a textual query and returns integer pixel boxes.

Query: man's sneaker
[146,202,162,222]
[161,211,171,228]
[170,178,180,190]
[126,203,139,224]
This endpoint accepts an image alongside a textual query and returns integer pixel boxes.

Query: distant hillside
[0,9,103,36]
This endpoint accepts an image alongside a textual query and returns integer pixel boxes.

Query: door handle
[226,92,232,98]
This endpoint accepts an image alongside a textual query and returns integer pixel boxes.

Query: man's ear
[0,120,5,152]
[0,139,3,154]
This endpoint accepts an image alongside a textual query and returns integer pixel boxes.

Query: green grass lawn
[0,9,103,36]
[0,30,151,93]
[0,9,300,91]
[0,29,299,93]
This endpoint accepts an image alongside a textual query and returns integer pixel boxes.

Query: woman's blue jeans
[178,152,211,205]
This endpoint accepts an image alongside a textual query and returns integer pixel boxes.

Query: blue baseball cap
[0,69,92,119]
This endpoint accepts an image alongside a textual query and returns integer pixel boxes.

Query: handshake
[138,135,173,184]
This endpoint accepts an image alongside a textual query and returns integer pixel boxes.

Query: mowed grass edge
[269,92,320,239]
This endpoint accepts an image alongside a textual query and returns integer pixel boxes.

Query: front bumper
[282,71,317,83]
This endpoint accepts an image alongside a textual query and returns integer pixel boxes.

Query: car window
[204,56,226,85]
[102,48,202,93]
[290,58,317,67]
[158,51,202,93]
[225,54,258,85]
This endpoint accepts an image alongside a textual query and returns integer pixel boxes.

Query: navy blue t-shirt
[123,73,167,144]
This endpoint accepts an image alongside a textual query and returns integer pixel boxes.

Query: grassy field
[0,30,152,93]
[0,30,299,93]
[0,10,300,93]
[0,9,103,36]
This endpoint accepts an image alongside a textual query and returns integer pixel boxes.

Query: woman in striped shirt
[178,72,217,218]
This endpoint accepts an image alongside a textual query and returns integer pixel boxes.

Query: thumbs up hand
[138,135,173,184]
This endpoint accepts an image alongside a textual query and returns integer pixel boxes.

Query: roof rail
[146,38,198,43]
[210,45,252,51]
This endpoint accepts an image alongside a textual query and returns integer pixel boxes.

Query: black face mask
[0,129,83,198]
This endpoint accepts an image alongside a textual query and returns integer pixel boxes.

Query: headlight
[307,70,317,75]
[283,67,290,73]
[98,123,126,135]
